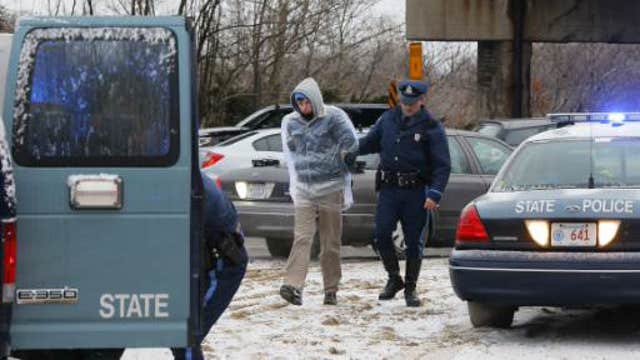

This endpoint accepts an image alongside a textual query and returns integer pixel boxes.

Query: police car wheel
[391,222,407,259]
[467,301,515,328]
[373,221,432,259]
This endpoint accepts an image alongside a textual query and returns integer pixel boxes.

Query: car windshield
[493,137,640,191]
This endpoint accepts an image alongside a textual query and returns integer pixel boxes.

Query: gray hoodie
[281,78,358,201]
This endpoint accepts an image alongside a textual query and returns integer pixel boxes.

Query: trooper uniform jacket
[359,106,451,202]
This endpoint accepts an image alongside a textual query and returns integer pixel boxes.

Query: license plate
[551,223,596,247]
[246,183,274,199]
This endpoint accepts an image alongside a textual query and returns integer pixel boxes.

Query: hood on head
[290,77,326,120]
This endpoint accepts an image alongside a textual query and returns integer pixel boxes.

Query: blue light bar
[547,112,640,124]
[608,113,625,122]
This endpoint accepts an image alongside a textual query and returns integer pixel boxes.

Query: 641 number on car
[551,223,597,247]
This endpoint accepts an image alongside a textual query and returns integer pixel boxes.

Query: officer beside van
[356,80,451,307]
[172,174,247,360]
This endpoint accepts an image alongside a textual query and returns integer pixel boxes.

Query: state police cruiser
[450,112,640,328]
[357,79,451,307]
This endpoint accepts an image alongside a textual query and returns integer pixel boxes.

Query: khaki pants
[284,191,343,293]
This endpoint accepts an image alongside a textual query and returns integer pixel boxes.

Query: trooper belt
[379,170,425,189]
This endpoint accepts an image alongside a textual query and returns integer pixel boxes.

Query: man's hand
[424,198,438,210]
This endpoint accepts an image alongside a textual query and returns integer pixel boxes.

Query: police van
[450,112,640,328]
[3,17,208,358]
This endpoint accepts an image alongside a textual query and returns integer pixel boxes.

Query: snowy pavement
[123,257,640,360]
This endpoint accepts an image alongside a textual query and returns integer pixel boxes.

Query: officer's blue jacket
[201,174,238,243]
[359,107,451,202]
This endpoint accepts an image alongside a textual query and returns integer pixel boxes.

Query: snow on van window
[13,27,177,165]
[0,117,15,219]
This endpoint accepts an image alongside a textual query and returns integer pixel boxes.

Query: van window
[12,27,179,166]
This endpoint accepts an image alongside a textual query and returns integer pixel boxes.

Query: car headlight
[598,220,620,248]
[235,181,248,199]
[525,220,549,247]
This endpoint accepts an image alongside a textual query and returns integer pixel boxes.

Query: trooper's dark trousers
[375,187,427,260]
[173,247,248,360]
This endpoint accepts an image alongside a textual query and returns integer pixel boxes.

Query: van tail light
[455,204,489,245]
[3,220,16,303]
[201,152,224,169]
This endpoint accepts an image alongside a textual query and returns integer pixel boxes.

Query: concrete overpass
[406,0,640,119]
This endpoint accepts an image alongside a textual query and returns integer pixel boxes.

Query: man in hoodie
[279,78,358,306]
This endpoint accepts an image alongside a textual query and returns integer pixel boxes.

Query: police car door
[4,17,198,350]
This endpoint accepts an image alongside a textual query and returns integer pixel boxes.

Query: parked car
[474,118,557,146]
[200,129,285,179]
[198,103,387,147]
[216,128,513,257]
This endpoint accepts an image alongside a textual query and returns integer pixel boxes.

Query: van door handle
[67,174,123,210]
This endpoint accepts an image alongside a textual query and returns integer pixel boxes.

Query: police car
[450,112,640,328]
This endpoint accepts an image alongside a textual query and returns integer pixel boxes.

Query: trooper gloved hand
[343,151,362,173]
[343,151,356,166]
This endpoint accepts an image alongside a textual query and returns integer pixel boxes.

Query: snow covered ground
[123,257,640,360]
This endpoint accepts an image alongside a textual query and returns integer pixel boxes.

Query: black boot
[378,253,404,300]
[404,258,422,307]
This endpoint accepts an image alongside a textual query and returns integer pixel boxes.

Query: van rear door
[4,17,198,350]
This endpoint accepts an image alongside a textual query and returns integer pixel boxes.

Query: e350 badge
[16,287,79,305]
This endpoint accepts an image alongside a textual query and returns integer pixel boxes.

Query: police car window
[253,134,283,152]
[467,137,511,175]
[13,27,179,167]
[493,138,640,192]
[503,127,542,146]
[449,137,472,174]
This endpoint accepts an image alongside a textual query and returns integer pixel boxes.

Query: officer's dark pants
[172,247,248,360]
[375,187,427,262]
[0,303,10,359]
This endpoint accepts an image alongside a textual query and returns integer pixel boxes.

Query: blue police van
[450,112,640,328]
[3,17,207,358]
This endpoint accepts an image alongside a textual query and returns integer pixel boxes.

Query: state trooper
[357,80,451,307]
[172,173,248,360]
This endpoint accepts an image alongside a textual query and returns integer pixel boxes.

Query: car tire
[266,237,293,258]
[265,237,320,260]
[467,301,516,328]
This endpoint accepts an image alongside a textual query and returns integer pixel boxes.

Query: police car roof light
[547,112,640,126]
